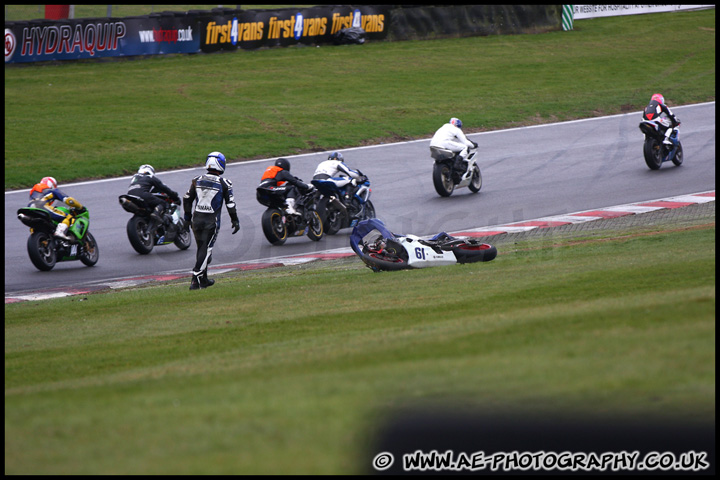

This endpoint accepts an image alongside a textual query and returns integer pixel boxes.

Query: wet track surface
[5,103,715,295]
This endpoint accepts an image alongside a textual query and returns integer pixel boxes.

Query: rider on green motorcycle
[28,176,86,240]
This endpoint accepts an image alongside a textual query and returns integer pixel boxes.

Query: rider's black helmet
[275,158,290,171]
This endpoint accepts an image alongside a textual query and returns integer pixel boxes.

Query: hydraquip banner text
[5,15,200,63]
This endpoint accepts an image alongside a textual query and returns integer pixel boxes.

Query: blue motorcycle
[311,170,376,235]
[639,119,683,170]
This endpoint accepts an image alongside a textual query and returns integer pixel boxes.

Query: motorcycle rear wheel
[468,165,483,193]
[79,231,99,267]
[433,162,455,197]
[643,138,662,170]
[261,208,288,245]
[320,198,345,235]
[671,142,684,167]
[127,215,154,254]
[27,231,57,271]
[450,242,497,264]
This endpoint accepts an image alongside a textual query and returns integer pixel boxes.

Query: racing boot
[190,272,202,290]
[150,204,164,224]
[285,197,299,215]
[54,221,72,241]
[200,271,215,288]
[663,129,674,146]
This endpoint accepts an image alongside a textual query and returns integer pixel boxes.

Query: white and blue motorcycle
[350,219,497,272]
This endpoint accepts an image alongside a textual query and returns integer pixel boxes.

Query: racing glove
[231,219,240,234]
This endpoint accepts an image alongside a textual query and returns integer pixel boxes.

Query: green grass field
[4,9,716,474]
[4,9,715,189]
[5,213,716,474]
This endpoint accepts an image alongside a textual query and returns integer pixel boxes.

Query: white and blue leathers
[312,159,363,190]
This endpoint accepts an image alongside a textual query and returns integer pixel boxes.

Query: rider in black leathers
[258,158,314,215]
[127,164,180,223]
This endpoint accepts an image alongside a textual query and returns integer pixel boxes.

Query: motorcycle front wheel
[433,162,455,197]
[174,224,192,250]
[468,165,483,193]
[671,142,684,167]
[127,215,154,254]
[305,210,324,242]
[27,231,57,271]
[79,231,99,267]
[261,208,288,245]
[643,138,662,170]
[362,200,376,220]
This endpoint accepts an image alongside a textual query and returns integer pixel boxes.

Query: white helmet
[41,176,58,189]
[138,164,155,176]
[205,151,226,173]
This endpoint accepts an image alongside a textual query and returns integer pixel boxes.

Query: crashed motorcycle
[118,192,191,254]
[17,203,99,271]
[430,145,482,197]
[639,119,683,170]
[256,184,324,246]
[350,218,497,272]
[311,171,376,235]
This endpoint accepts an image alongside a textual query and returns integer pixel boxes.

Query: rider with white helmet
[429,117,478,171]
[28,176,86,240]
[183,152,240,290]
[127,164,181,224]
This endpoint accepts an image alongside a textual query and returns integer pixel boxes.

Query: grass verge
[5,211,715,474]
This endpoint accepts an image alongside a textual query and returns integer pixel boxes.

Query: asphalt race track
[4,102,715,296]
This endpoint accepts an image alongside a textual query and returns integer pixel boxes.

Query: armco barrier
[5,5,561,65]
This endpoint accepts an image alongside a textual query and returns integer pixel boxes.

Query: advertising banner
[572,5,714,20]
[198,5,388,53]
[5,5,389,64]
[5,15,199,63]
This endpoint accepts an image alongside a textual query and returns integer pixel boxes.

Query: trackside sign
[5,6,389,64]
[573,5,714,19]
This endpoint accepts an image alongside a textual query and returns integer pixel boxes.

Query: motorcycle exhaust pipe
[329,196,348,216]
